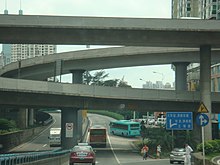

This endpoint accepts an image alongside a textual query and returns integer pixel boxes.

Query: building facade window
[211,78,215,91]
[218,77,220,91]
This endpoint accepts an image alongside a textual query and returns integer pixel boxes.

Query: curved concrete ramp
[1,46,220,80]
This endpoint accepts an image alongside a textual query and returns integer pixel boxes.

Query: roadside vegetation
[133,126,220,161]
[0,118,20,134]
[83,70,131,87]
[134,127,173,158]
[88,110,124,120]
[197,139,220,156]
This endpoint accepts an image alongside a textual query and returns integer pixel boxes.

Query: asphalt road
[86,114,171,165]
[9,112,61,152]
[10,112,173,165]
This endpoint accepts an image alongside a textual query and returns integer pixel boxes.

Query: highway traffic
[10,112,172,165]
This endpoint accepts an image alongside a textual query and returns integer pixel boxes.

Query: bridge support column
[61,108,78,149]
[28,108,34,126]
[172,62,189,91]
[18,108,28,129]
[173,62,202,144]
[71,70,84,84]
[71,69,85,142]
[200,45,212,140]
[53,60,63,82]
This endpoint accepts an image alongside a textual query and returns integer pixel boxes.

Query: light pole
[139,78,146,82]
[153,71,164,88]
[139,78,149,122]
[153,71,164,82]
[139,78,148,86]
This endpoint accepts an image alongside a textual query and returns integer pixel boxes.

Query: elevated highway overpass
[0,14,219,146]
[1,77,220,113]
[0,14,220,47]
[0,46,220,80]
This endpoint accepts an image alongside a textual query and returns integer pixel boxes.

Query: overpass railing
[0,149,70,165]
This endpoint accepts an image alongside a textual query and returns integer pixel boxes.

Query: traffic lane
[10,112,61,152]
[95,149,120,165]
[120,158,171,165]
[88,113,111,130]
[108,134,140,150]
[87,114,140,150]
[95,148,171,165]
[88,114,144,164]
[71,149,118,165]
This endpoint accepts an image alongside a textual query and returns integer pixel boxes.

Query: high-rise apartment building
[10,44,56,63]
[1,9,57,66]
[172,0,220,19]
[203,0,220,19]
[172,0,201,18]
[172,0,220,92]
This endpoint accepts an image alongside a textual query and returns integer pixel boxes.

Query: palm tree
[91,70,109,86]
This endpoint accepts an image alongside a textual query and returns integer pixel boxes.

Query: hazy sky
[0,0,174,88]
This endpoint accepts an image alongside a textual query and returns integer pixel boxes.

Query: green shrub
[206,140,220,153]
[197,140,219,154]
[0,118,17,130]
[214,139,220,152]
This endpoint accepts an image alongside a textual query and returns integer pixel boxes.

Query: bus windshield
[90,129,106,135]
[89,125,107,147]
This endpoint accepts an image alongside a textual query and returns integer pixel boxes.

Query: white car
[148,119,155,125]
[155,118,166,126]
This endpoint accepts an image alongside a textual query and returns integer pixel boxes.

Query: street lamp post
[139,78,146,82]
[139,78,149,123]
[153,71,164,82]
[153,71,164,88]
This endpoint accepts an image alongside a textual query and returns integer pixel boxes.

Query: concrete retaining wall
[0,126,47,153]
[193,152,217,165]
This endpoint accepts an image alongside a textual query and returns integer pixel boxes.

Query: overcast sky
[0,0,174,88]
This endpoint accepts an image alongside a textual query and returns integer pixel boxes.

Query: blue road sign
[218,114,220,130]
[196,114,209,127]
[166,112,193,130]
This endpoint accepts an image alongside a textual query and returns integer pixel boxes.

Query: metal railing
[0,149,70,165]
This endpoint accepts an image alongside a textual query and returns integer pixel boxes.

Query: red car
[70,143,96,165]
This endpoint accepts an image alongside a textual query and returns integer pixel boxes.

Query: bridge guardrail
[0,150,70,165]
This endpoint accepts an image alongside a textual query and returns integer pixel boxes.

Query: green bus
[109,120,140,137]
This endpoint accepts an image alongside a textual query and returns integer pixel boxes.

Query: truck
[48,128,61,147]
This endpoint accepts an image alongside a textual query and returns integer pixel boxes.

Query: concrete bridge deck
[0,77,220,112]
[1,14,220,47]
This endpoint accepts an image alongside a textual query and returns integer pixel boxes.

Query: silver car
[170,148,186,164]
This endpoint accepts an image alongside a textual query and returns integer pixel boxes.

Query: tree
[83,71,93,85]
[91,70,109,86]
[103,79,119,87]
[118,80,132,88]
[83,70,132,88]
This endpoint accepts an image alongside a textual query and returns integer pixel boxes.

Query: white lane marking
[107,133,121,164]
[43,144,47,147]
[10,116,56,151]
[86,120,92,143]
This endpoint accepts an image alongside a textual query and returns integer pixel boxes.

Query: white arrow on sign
[199,115,207,125]
[169,119,177,128]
